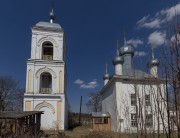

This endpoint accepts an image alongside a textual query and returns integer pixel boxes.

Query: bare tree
[160,15,180,138]
[86,92,102,112]
[0,76,19,111]
[14,88,25,111]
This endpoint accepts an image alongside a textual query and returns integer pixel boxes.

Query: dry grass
[41,126,177,138]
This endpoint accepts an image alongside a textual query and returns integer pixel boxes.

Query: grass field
[43,126,177,138]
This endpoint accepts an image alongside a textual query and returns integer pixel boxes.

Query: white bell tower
[23,8,68,130]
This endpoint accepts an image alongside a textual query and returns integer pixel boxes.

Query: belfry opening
[40,72,52,94]
[42,41,53,60]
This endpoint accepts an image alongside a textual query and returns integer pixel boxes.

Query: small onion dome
[148,59,160,67]
[120,45,134,56]
[112,56,123,65]
[103,73,110,80]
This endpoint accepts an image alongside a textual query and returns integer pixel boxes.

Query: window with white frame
[131,113,137,127]
[145,94,150,106]
[131,94,136,106]
[146,114,153,127]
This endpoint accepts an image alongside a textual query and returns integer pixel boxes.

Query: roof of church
[36,22,61,28]
[101,74,165,94]
[32,21,63,32]
[123,69,151,77]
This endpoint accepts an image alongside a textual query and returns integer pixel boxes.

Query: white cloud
[148,31,166,47]
[134,51,147,57]
[137,3,180,29]
[74,79,84,85]
[88,80,97,85]
[74,79,98,89]
[126,39,143,48]
[136,15,150,25]
[142,18,161,29]
[137,16,162,29]
[80,80,98,89]
[160,3,180,21]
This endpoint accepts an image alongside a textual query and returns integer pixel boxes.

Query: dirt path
[64,126,92,138]
[43,126,92,138]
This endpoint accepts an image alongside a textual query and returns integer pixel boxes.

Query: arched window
[42,42,53,60]
[40,72,52,94]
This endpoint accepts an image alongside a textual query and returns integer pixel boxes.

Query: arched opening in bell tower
[42,41,53,60]
[40,72,52,93]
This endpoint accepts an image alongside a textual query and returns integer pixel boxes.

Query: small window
[94,117,108,124]
[145,94,150,106]
[146,114,153,127]
[131,94,136,106]
[131,114,137,127]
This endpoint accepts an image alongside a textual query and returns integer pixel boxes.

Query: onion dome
[112,40,124,65]
[120,32,134,56]
[148,59,160,67]
[148,47,159,67]
[120,44,134,56]
[103,73,110,80]
[112,55,123,65]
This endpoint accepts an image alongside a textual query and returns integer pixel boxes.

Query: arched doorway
[40,107,53,130]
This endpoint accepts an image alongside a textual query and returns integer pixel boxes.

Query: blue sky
[0,0,179,112]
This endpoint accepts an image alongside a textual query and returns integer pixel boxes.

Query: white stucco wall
[24,22,69,131]
[102,83,118,132]
[115,64,122,75]
[26,62,65,94]
[115,80,166,132]
[24,95,65,130]
[102,78,167,133]
[31,30,64,61]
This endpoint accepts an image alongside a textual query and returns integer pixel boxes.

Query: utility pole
[79,96,82,125]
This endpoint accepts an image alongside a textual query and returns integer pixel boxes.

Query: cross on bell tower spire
[49,0,55,23]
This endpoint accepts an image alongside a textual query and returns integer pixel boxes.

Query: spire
[116,40,119,56]
[49,0,55,23]
[103,63,110,81]
[105,63,108,74]
[124,31,127,45]
[151,46,155,59]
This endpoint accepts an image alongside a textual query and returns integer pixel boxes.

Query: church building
[23,9,69,130]
[101,38,167,133]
